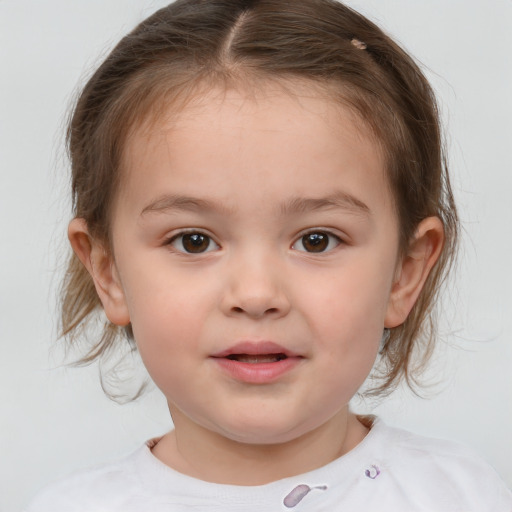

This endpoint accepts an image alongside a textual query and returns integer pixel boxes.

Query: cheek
[125,283,208,383]
[304,260,393,340]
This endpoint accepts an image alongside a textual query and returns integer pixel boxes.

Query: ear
[68,218,130,326]
[385,216,444,328]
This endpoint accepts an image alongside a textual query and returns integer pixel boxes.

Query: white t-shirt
[25,418,512,512]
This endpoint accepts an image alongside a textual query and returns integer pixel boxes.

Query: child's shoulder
[376,417,496,466]
[365,418,512,509]
[24,444,144,512]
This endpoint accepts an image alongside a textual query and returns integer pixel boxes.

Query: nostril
[230,306,280,315]
[225,290,291,319]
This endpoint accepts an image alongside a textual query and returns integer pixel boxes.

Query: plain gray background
[1,1,511,511]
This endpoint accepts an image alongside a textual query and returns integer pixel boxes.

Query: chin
[223,429,302,446]
[212,414,319,446]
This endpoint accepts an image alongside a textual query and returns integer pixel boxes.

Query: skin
[70,83,443,485]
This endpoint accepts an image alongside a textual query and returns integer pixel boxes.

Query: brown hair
[61,0,458,397]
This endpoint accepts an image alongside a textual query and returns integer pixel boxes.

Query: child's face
[106,84,402,444]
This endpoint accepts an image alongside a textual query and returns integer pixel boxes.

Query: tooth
[231,354,282,363]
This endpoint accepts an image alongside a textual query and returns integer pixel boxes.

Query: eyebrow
[140,191,370,217]
[279,191,371,217]
[141,195,235,216]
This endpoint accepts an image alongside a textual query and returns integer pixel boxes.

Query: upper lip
[211,341,301,358]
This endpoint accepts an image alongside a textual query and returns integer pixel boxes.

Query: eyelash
[164,229,343,255]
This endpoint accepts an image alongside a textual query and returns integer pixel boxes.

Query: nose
[220,251,291,320]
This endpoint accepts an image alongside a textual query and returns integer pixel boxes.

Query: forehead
[118,82,392,217]
[125,79,379,157]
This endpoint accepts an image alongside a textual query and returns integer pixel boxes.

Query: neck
[151,408,369,485]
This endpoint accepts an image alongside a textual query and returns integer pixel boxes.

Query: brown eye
[293,231,341,253]
[170,232,219,254]
[182,233,209,253]
[302,233,328,252]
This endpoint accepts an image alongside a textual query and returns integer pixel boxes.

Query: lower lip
[212,357,302,384]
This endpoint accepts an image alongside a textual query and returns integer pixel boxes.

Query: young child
[26,0,512,510]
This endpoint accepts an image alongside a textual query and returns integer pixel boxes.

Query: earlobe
[385,216,444,328]
[68,218,130,326]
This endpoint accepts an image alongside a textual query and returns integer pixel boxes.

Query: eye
[292,231,341,253]
[168,232,219,254]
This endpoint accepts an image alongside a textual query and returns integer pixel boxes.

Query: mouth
[211,341,302,383]
[225,353,288,363]
[211,341,300,361]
